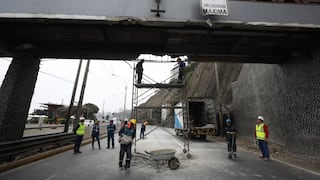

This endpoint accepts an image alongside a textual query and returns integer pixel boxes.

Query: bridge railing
[0,133,75,163]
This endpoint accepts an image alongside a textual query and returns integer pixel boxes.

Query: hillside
[142,62,242,109]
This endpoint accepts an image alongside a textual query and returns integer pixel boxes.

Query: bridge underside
[0,0,320,63]
[1,18,319,63]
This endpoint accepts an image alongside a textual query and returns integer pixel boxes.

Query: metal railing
[0,133,75,163]
[24,125,65,130]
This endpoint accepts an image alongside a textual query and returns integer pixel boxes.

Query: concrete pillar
[0,56,40,141]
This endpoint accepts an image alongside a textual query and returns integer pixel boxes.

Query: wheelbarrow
[145,149,180,170]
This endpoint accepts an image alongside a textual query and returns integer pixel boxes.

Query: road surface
[0,125,319,180]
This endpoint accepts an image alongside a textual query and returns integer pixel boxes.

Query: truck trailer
[174,98,216,139]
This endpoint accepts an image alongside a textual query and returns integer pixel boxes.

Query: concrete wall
[231,51,320,159]
[280,52,320,159]
[231,64,287,144]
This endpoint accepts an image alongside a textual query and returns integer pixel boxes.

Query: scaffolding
[131,61,185,120]
[131,60,191,157]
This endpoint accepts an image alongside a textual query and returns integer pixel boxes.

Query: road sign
[201,0,229,16]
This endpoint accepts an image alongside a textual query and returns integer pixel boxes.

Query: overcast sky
[0,56,177,114]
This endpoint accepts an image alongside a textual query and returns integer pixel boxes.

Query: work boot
[125,160,131,169]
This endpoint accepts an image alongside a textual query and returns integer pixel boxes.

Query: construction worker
[118,118,136,170]
[255,116,270,160]
[136,59,144,84]
[140,120,148,139]
[73,117,85,154]
[106,119,116,148]
[91,120,101,150]
[176,58,185,84]
[224,119,237,157]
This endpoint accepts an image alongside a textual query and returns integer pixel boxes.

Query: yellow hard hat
[130,119,137,125]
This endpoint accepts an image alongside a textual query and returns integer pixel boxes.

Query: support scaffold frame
[131,59,191,158]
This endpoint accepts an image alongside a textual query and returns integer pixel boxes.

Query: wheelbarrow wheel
[183,148,187,153]
[168,157,179,170]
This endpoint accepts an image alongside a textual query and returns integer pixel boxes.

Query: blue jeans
[107,134,114,148]
[91,135,100,148]
[258,140,270,158]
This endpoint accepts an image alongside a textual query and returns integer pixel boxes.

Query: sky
[0,55,178,115]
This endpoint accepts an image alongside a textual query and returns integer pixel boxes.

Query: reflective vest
[76,123,85,136]
[107,124,116,134]
[256,123,266,140]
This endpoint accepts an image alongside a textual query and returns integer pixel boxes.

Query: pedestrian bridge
[0,0,319,63]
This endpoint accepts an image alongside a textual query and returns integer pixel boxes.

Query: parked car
[84,119,94,127]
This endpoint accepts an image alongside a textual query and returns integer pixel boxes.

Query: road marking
[45,174,57,180]
[172,138,185,149]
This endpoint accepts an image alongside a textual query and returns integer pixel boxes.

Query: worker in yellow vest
[255,116,270,160]
[73,118,85,154]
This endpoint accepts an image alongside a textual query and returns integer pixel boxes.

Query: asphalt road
[0,125,319,180]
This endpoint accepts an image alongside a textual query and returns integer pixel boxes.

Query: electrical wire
[38,71,74,83]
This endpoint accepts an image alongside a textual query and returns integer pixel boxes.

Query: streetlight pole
[112,74,129,121]
[123,85,127,120]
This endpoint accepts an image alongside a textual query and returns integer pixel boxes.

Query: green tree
[55,103,99,120]
[82,103,99,120]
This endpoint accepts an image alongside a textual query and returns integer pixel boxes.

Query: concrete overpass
[0,0,320,141]
[0,0,319,63]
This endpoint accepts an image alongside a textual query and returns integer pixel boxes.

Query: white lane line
[45,174,57,180]
[171,137,185,149]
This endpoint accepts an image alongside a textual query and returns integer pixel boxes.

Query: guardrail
[24,125,65,130]
[0,133,75,163]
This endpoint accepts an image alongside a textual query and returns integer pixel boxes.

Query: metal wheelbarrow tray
[148,149,180,170]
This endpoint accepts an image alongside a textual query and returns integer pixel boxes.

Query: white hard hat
[257,116,264,121]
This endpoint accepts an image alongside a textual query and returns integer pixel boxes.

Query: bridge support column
[0,57,40,141]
